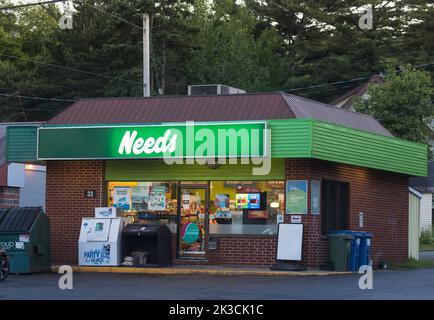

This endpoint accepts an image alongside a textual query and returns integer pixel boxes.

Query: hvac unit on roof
[188,84,246,96]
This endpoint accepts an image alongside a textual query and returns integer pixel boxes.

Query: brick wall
[0,187,19,208]
[46,159,409,267]
[46,161,104,264]
[207,236,277,266]
[285,159,409,267]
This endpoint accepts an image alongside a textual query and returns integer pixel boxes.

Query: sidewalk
[51,265,351,277]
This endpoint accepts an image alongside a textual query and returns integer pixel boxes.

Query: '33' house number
[85,190,96,198]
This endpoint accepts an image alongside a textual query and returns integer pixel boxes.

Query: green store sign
[37,122,266,160]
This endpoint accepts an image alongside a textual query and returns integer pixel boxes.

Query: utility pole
[143,14,150,97]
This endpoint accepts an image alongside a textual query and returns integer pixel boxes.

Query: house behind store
[6,91,427,268]
[0,123,46,209]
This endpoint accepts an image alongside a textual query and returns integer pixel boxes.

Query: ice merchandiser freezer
[78,217,123,266]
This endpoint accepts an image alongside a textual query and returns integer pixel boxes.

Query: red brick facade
[0,186,20,208]
[46,161,105,264]
[284,159,409,267]
[45,159,409,267]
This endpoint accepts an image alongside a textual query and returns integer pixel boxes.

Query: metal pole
[143,14,150,97]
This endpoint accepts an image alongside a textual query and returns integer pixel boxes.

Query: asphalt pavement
[1,268,434,300]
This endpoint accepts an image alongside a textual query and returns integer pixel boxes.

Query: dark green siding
[6,126,38,162]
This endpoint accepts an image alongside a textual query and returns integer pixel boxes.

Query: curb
[52,265,351,277]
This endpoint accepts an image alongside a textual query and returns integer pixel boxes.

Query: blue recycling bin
[328,230,362,271]
[358,232,373,267]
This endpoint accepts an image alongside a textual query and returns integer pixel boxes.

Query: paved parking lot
[1,268,434,300]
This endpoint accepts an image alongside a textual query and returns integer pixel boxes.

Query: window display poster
[216,211,232,219]
[286,180,307,215]
[131,186,150,211]
[148,185,166,211]
[311,180,321,215]
[113,187,131,210]
[215,194,229,209]
[182,193,190,210]
[247,210,268,219]
[235,193,261,209]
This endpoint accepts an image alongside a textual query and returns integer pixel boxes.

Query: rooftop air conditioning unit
[188,84,246,96]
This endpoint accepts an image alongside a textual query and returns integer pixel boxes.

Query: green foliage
[391,258,434,270]
[0,0,433,124]
[354,65,434,144]
[420,227,433,246]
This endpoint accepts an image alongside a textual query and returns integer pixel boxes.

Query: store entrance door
[178,185,209,259]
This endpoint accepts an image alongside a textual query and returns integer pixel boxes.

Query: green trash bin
[0,207,51,274]
[327,233,354,271]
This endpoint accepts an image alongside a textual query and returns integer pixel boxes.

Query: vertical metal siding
[408,192,420,260]
[311,121,427,177]
[105,159,285,181]
[420,193,432,233]
[6,126,38,162]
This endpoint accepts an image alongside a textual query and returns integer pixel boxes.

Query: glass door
[178,186,208,258]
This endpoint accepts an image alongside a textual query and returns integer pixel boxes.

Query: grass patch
[419,227,434,251]
[420,242,434,251]
[390,258,434,270]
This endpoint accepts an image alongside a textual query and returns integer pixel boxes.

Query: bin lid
[329,230,363,237]
[359,231,373,238]
[0,207,42,232]
[327,233,355,239]
[122,223,163,235]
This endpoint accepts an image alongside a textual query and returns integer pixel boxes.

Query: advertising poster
[113,186,131,210]
[131,186,150,211]
[286,180,308,215]
[215,194,229,209]
[148,185,166,211]
[311,180,321,215]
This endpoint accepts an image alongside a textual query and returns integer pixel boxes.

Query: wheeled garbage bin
[0,207,51,274]
[358,232,373,267]
[327,233,354,271]
[329,230,362,271]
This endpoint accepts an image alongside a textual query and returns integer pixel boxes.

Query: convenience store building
[7,92,427,267]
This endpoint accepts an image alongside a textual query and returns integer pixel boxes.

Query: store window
[208,181,285,236]
[107,181,178,233]
[321,180,349,235]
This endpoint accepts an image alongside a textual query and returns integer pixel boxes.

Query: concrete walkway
[52,264,350,277]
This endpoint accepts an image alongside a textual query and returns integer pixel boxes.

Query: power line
[0,0,67,11]
[0,53,143,85]
[84,1,142,30]
[285,62,434,93]
[116,0,140,15]
[0,93,76,102]
[287,76,373,92]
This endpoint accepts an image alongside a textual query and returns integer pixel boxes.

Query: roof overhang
[7,119,428,177]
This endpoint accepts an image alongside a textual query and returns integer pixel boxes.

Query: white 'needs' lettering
[118,130,178,155]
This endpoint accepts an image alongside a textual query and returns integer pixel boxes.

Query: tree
[185,0,289,92]
[354,65,434,145]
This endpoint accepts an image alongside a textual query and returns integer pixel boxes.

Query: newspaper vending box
[78,208,123,266]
